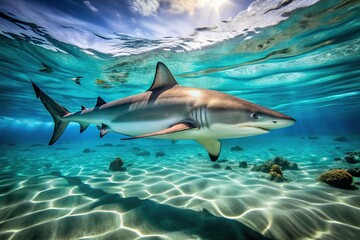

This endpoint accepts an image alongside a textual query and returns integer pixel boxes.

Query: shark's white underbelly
[107,120,268,140]
[108,117,181,137]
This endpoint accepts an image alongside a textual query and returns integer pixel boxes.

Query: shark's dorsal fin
[147,62,178,91]
[95,97,106,107]
[81,105,86,111]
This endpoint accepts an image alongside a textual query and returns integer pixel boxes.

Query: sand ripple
[0,138,360,239]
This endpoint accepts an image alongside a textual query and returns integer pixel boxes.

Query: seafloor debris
[334,152,360,164]
[155,151,166,157]
[318,169,353,189]
[225,166,232,170]
[218,159,228,163]
[333,136,349,142]
[82,148,91,153]
[212,163,221,169]
[239,161,248,168]
[230,145,243,151]
[308,136,319,140]
[109,157,127,172]
[136,150,150,157]
[345,168,360,177]
[251,156,299,173]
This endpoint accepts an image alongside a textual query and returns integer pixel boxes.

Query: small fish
[39,63,53,74]
[71,76,82,85]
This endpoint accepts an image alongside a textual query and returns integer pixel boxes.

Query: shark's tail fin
[31,81,70,145]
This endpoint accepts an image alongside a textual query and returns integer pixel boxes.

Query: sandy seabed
[0,135,359,240]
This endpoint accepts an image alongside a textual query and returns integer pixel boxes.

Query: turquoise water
[1,0,360,239]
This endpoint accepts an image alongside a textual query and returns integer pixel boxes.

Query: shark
[32,62,295,161]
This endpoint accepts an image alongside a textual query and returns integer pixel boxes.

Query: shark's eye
[251,113,259,120]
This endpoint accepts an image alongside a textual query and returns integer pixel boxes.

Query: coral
[239,161,248,168]
[109,157,127,172]
[270,164,282,176]
[212,163,221,169]
[155,151,166,157]
[334,151,360,164]
[344,155,359,164]
[82,148,91,153]
[334,136,348,142]
[346,168,360,177]
[268,164,286,182]
[251,156,299,173]
[230,145,243,151]
[318,169,353,189]
[136,150,150,156]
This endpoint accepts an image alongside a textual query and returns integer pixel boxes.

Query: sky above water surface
[0,0,253,39]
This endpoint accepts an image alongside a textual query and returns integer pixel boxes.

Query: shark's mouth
[239,125,270,132]
[241,126,270,132]
[254,126,270,131]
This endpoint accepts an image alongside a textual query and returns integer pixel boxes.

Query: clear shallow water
[0,0,360,239]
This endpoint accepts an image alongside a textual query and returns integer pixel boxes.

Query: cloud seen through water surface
[0,0,254,54]
[83,1,98,13]
[130,0,202,16]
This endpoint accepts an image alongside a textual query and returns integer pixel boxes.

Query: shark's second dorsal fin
[95,97,106,107]
[147,62,178,91]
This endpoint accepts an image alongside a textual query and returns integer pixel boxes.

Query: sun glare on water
[200,0,229,10]
[210,0,228,9]
[197,0,233,24]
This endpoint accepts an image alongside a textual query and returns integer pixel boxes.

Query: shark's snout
[238,113,295,132]
[270,117,296,129]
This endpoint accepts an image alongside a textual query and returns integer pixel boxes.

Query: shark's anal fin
[196,139,221,162]
[122,122,196,140]
[79,122,89,133]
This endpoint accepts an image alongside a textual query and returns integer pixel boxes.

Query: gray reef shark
[32,62,295,161]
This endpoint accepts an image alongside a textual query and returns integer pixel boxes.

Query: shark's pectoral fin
[196,139,221,162]
[122,122,197,140]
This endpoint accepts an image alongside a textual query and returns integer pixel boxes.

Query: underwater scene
[0,0,360,239]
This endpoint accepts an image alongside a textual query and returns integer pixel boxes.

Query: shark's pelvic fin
[147,62,178,91]
[31,81,70,145]
[196,139,221,162]
[122,122,196,140]
[100,124,110,138]
[79,122,89,133]
[95,97,106,107]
